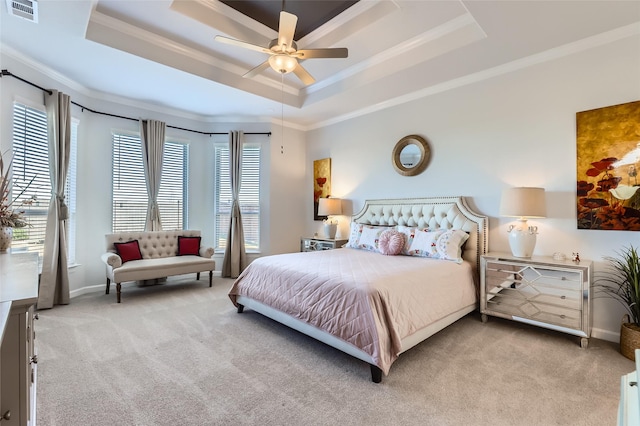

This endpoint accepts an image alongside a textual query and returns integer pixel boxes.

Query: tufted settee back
[106,230,202,259]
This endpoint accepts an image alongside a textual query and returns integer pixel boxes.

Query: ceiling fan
[215,10,348,85]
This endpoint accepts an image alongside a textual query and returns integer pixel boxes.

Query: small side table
[300,237,348,252]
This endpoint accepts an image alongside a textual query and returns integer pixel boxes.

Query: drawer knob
[31,355,38,364]
[631,381,637,387]
[561,295,566,299]
[1,410,10,421]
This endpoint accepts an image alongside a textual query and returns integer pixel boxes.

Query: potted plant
[596,245,640,360]
[0,150,34,252]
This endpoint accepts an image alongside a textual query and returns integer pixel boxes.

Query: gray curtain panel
[140,119,166,231]
[222,131,247,278]
[38,90,71,309]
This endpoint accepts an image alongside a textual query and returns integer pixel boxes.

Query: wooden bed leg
[237,304,244,314]
[106,278,111,295]
[370,365,382,383]
[209,271,213,287]
[116,283,122,303]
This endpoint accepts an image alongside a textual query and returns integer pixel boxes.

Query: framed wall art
[313,158,331,220]
[576,100,640,230]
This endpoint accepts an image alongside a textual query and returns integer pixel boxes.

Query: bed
[228,197,488,382]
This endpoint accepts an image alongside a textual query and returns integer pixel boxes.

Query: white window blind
[66,119,78,264]
[214,144,260,251]
[112,134,188,232]
[11,102,77,262]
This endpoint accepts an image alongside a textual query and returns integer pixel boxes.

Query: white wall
[2,32,639,340]
[0,52,307,295]
[305,34,640,341]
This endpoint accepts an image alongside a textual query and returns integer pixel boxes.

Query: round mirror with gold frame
[392,134,430,176]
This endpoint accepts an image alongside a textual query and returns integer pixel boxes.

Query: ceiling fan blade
[243,61,271,79]
[278,11,298,51]
[293,63,315,86]
[215,35,272,55]
[295,48,349,59]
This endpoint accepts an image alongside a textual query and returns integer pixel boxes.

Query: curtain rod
[1,69,271,137]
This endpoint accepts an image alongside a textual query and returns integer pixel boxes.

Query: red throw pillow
[114,240,142,263]
[178,236,201,256]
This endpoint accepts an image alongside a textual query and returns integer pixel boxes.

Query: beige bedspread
[228,247,476,374]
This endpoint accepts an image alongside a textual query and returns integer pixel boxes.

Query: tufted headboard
[105,230,202,259]
[351,197,488,277]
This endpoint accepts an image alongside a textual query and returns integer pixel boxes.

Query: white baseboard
[592,327,619,343]
[70,271,223,299]
[70,284,105,298]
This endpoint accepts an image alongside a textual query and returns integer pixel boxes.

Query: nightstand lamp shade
[318,197,342,239]
[500,187,546,258]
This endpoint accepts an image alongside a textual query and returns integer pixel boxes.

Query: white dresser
[619,349,640,426]
[0,252,39,426]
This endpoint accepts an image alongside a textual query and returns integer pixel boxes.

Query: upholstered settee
[101,230,215,303]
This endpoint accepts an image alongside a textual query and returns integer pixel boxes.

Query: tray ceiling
[1,1,638,129]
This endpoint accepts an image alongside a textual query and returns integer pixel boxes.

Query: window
[112,134,188,232]
[214,143,261,252]
[11,102,77,262]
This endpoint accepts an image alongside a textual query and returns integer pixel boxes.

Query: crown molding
[1,45,219,123]
[309,21,640,130]
[306,12,484,95]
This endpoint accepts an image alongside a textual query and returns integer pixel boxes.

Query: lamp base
[324,223,337,239]
[507,220,538,258]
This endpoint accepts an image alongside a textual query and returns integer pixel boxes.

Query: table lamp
[318,197,342,239]
[499,187,546,258]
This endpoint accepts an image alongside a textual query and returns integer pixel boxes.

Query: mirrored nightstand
[300,237,348,252]
[480,252,593,348]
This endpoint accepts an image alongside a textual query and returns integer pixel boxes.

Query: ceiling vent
[5,0,38,22]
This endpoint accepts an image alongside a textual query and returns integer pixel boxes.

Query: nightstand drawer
[486,289,582,329]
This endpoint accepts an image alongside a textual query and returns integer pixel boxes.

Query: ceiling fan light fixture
[269,54,297,74]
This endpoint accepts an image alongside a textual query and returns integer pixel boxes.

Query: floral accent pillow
[378,229,405,256]
[406,229,445,258]
[357,225,386,252]
[435,229,470,263]
[345,222,364,248]
[395,225,418,255]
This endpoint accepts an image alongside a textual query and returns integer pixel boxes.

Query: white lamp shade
[317,198,342,216]
[499,187,546,218]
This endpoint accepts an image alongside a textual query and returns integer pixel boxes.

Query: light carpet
[35,276,633,425]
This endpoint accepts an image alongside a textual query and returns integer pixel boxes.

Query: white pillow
[406,229,444,258]
[357,225,386,252]
[345,223,387,252]
[345,222,363,248]
[395,225,417,255]
[435,229,470,263]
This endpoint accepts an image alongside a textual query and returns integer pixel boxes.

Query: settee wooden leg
[209,271,213,287]
[370,365,382,383]
[237,304,244,314]
[116,283,122,303]
[106,278,111,294]
[197,272,200,280]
